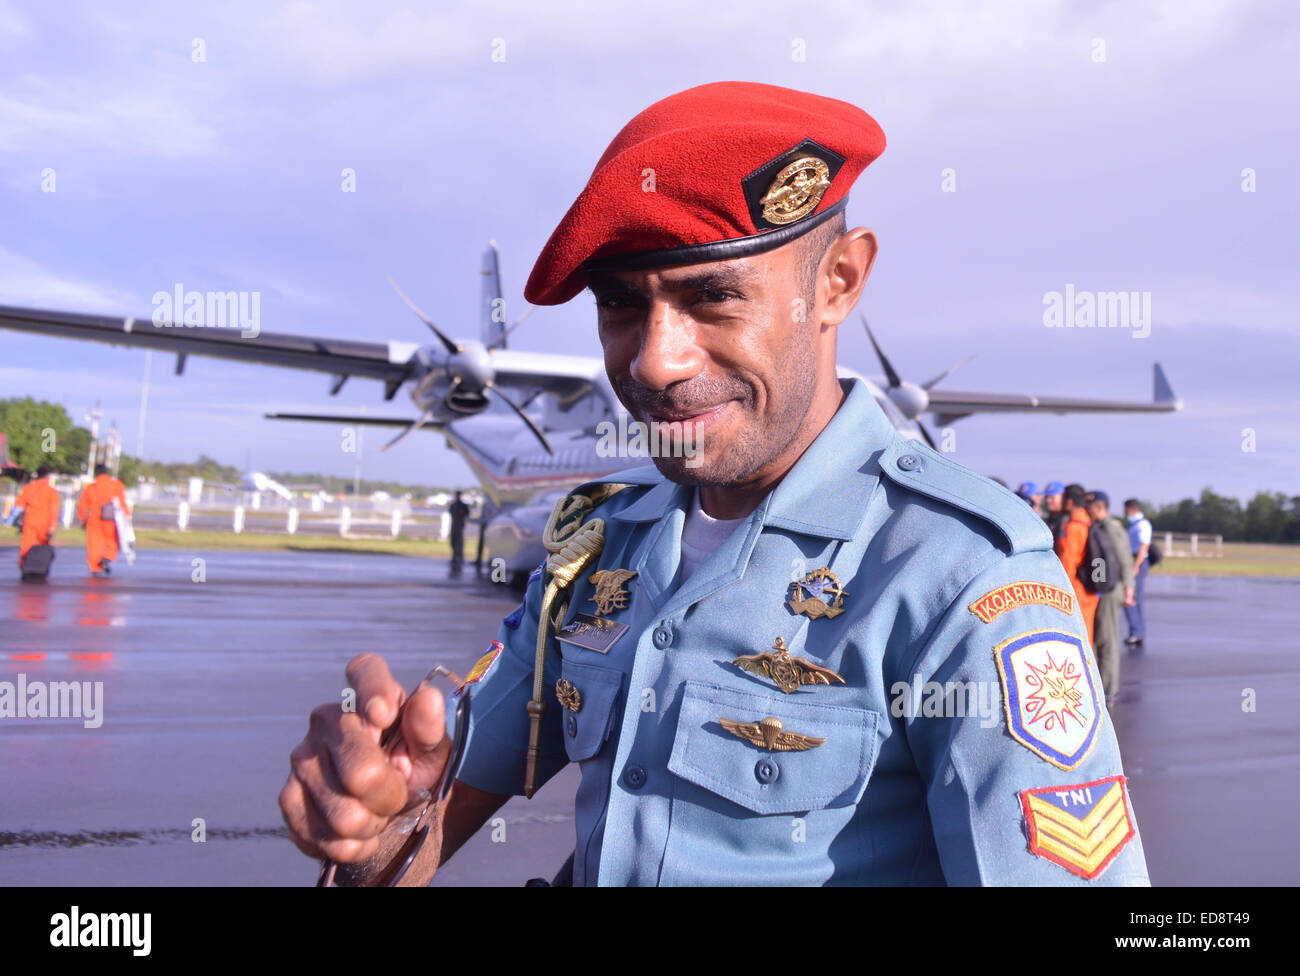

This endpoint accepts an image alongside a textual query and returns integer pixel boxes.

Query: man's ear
[820,228,878,328]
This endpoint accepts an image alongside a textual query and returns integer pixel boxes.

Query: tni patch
[994,629,1100,770]
[461,641,503,690]
[1021,775,1135,880]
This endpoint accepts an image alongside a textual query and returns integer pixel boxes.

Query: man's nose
[628,303,704,391]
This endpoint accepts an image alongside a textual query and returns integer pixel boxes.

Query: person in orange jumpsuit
[77,463,130,574]
[14,464,61,570]
[1054,482,1099,647]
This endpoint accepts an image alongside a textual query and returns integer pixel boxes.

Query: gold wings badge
[588,568,637,617]
[733,636,845,694]
[719,716,825,752]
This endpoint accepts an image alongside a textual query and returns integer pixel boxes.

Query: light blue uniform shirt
[1128,514,1153,555]
[458,378,1150,886]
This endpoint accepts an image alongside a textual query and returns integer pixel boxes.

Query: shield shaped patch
[994,629,1100,770]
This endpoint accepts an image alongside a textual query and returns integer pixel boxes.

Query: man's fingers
[402,685,448,756]
[280,764,378,862]
[298,779,381,864]
[278,774,323,859]
[307,704,410,817]
[346,652,404,732]
[291,738,399,840]
[395,685,451,791]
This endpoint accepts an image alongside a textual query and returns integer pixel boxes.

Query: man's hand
[1124,585,1136,607]
[279,653,450,864]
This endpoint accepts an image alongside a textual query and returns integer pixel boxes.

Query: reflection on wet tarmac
[0,827,287,849]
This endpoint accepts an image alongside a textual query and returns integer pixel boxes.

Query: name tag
[555,613,628,654]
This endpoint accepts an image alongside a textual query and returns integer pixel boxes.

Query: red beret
[524,81,886,306]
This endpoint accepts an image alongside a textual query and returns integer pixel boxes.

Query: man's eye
[595,294,636,311]
[696,290,737,305]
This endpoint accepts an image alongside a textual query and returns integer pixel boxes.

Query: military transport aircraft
[0,243,1182,580]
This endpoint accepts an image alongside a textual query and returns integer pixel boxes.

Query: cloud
[0,246,135,310]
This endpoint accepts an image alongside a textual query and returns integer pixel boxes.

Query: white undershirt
[679,489,746,581]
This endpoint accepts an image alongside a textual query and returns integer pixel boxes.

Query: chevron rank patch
[994,629,1100,770]
[1021,775,1136,880]
[460,640,504,691]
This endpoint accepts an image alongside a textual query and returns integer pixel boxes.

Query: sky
[1,0,1297,505]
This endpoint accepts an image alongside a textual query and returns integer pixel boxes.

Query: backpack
[1147,540,1163,567]
[1078,520,1121,594]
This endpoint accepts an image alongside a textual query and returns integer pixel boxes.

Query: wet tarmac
[1,551,1297,886]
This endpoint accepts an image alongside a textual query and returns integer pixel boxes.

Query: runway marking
[6,652,113,663]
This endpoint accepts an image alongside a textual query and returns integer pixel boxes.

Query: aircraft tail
[1153,362,1181,408]
[482,241,505,349]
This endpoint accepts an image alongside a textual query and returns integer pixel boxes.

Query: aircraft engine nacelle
[887,381,930,420]
[410,341,494,418]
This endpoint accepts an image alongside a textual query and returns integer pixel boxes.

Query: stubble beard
[634,322,820,489]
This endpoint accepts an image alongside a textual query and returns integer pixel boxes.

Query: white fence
[1160,532,1224,558]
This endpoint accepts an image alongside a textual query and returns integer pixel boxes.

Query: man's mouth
[645,402,730,430]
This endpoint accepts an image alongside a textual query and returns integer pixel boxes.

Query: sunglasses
[316,665,472,887]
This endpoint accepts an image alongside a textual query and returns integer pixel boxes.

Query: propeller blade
[485,380,553,455]
[922,353,977,391]
[916,419,937,450]
[380,409,435,452]
[387,276,460,355]
[860,315,902,388]
[498,305,534,344]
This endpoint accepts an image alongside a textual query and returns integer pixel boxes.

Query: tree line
[0,397,458,498]
[1139,488,1300,544]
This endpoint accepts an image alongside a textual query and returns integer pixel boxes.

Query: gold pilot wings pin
[1020,775,1135,880]
[734,637,845,694]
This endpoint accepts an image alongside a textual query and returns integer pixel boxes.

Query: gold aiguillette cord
[525,485,630,798]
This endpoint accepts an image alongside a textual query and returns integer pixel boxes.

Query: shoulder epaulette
[878,437,1053,555]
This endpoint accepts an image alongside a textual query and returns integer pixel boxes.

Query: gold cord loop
[524,484,632,797]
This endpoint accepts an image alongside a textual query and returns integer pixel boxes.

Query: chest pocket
[667,680,880,816]
[559,659,624,763]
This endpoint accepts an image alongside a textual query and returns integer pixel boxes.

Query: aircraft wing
[0,303,608,404]
[484,348,607,404]
[264,412,444,429]
[924,364,1182,423]
[0,303,418,394]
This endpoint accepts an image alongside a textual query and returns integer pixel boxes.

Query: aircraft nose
[453,342,493,387]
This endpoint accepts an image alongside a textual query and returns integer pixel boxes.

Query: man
[1086,491,1135,699]
[14,465,60,574]
[281,83,1146,886]
[1042,481,1067,539]
[77,463,129,575]
[447,491,470,572]
[1015,481,1041,512]
[1055,484,1099,648]
[1124,498,1153,648]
